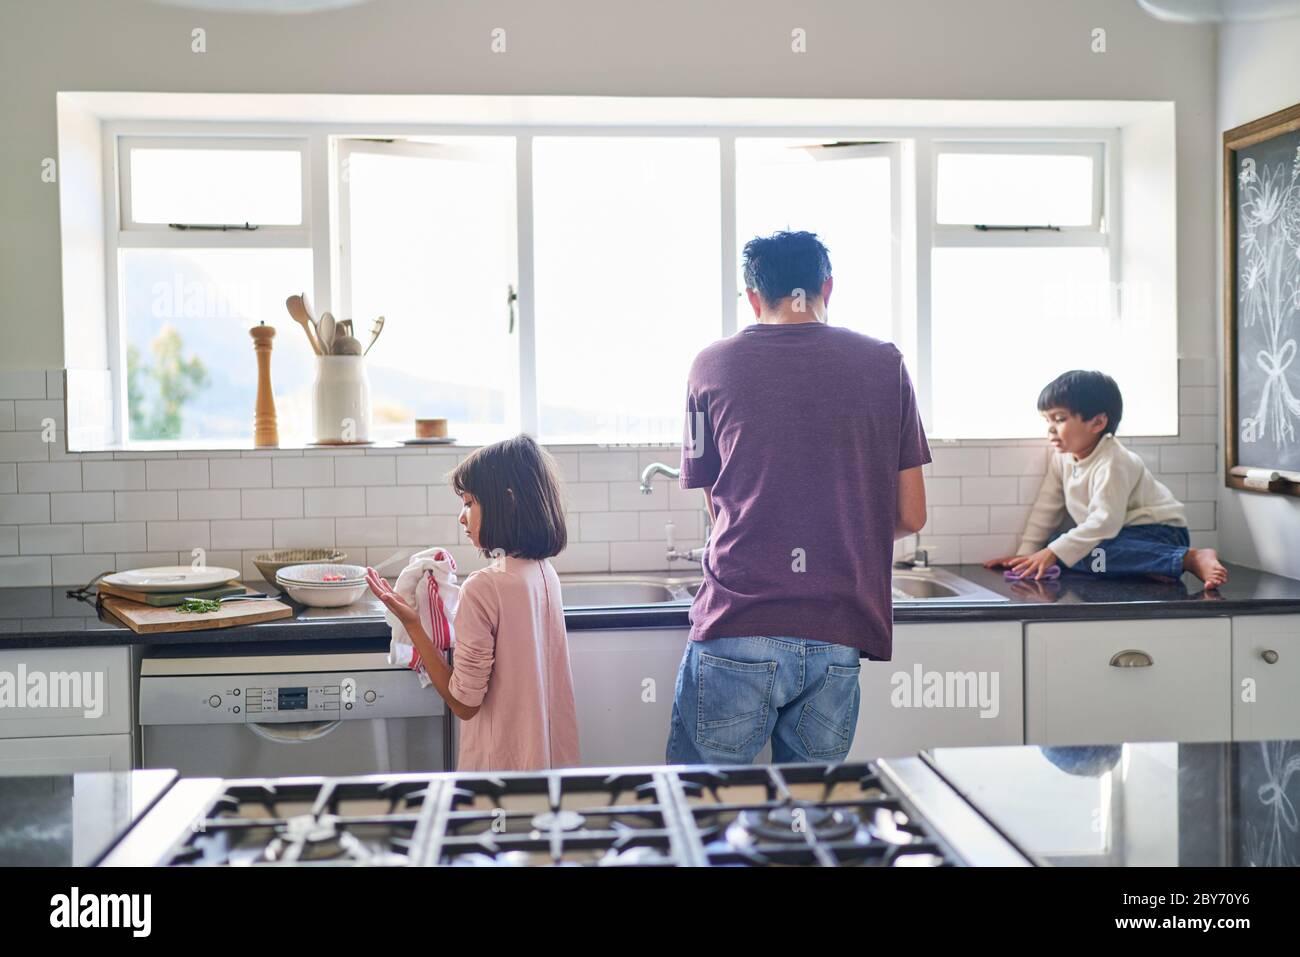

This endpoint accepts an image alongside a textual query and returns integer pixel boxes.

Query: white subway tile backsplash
[1,554,53,584]
[366,486,427,516]
[14,399,64,431]
[147,521,210,551]
[52,491,111,523]
[0,494,51,525]
[930,506,989,535]
[925,477,961,506]
[335,456,396,486]
[1185,501,1215,531]
[427,485,463,516]
[396,455,458,486]
[1153,473,1187,500]
[1179,386,1217,415]
[608,480,668,511]
[610,540,678,572]
[639,510,703,541]
[579,451,638,483]
[113,491,176,522]
[17,462,80,493]
[83,460,146,491]
[272,518,336,549]
[960,476,1018,505]
[1185,473,1218,502]
[211,520,273,550]
[305,487,367,518]
[0,465,14,494]
[1160,444,1215,474]
[550,541,611,574]
[959,534,1018,564]
[988,446,1048,475]
[0,402,14,431]
[336,516,397,546]
[396,515,460,547]
[579,512,640,542]
[19,524,82,555]
[988,505,1031,534]
[566,482,611,513]
[146,459,209,489]
[83,523,146,553]
[0,526,16,556]
[242,488,303,519]
[0,432,51,462]
[179,489,242,520]
[929,446,989,476]
[49,554,104,586]
[0,371,50,400]
[273,457,334,488]
[209,457,272,488]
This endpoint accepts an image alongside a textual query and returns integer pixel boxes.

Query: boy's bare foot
[1183,548,1228,589]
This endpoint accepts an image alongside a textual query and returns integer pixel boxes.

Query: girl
[365,434,580,772]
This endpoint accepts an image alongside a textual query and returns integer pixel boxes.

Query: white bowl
[276,578,370,608]
[275,562,367,586]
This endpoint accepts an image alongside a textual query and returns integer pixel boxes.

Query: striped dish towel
[385,546,460,688]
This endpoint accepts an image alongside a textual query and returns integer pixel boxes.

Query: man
[666,230,930,765]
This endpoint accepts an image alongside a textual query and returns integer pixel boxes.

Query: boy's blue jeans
[666,635,862,766]
[1063,523,1190,578]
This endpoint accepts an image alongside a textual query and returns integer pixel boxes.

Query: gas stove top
[99,759,1032,867]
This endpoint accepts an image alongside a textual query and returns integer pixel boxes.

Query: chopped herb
[178,598,221,614]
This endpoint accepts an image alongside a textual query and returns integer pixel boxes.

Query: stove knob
[208,695,221,708]
[363,690,377,703]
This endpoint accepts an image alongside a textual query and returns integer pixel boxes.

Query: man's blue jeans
[1064,523,1190,579]
[665,635,862,766]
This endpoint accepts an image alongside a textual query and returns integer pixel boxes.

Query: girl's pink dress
[447,556,580,772]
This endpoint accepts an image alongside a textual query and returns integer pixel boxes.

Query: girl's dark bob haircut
[448,434,567,560]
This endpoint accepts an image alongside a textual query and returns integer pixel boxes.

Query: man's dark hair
[1037,370,1123,435]
[449,434,568,559]
[741,230,832,311]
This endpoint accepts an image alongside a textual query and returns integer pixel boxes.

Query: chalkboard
[1224,102,1300,494]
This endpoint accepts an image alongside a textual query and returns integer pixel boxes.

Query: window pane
[129,148,303,225]
[736,140,894,343]
[120,248,314,442]
[936,152,1095,226]
[931,247,1117,438]
[533,137,721,445]
[345,140,518,444]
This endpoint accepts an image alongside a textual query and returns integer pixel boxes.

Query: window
[115,138,316,443]
[926,141,1126,439]
[100,117,1171,449]
[532,137,721,445]
[338,138,518,445]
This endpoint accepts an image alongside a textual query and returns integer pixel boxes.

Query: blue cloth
[666,635,862,765]
[1063,523,1190,579]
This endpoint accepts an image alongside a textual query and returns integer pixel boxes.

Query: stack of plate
[275,563,370,608]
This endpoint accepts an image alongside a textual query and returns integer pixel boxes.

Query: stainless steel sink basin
[559,567,1006,608]
[559,575,700,607]
[891,567,1008,604]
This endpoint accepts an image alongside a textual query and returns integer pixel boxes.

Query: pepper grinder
[250,322,279,447]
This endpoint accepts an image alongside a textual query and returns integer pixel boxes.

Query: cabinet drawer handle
[1109,649,1153,668]
[1262,649,1280,664]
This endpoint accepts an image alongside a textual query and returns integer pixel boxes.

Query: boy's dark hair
[448,434,567,560]
[741,230,832,311]
[1037,370,1123,435]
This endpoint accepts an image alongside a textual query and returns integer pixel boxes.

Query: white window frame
[102,120,1118,447]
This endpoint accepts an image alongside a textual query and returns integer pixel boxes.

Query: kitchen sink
[559,566,1006,608]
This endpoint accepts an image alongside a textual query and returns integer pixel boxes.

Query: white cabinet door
[0,646,132,738]
[847,622,1024,760]
[1231,615,1300,741]
[567,629,690,767]
[1025,618,1231,746]
[0,734,133,774]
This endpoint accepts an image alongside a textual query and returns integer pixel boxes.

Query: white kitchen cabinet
[0,733,133,774]
[0,646,132,739]
[1230,615,1300,741]
[847,622,1024,760]
[1025,618,1231,746]
[567,628,690,767]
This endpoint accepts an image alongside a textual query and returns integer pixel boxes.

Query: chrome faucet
[895,532,930,570]
[640,461,710,564]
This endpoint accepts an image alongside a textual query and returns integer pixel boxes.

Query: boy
[985,370,1227,589]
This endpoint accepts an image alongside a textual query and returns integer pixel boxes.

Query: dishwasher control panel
[140,667,444,725]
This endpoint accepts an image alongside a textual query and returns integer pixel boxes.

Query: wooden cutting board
[101,590,295,634]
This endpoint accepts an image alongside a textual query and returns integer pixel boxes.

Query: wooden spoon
[285,294,323,355]
[319,312,337,355]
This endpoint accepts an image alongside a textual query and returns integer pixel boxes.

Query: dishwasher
[139,650,451,777]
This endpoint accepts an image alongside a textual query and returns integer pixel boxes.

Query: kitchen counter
[0,769,177,866]
[1,561,1299,649]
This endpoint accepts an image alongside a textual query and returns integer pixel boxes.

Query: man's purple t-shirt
[679,321,931,661]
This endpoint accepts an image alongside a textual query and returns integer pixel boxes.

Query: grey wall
[1216,14,1300,576]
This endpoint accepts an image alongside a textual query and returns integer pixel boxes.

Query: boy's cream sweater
[1017,433,1188,567]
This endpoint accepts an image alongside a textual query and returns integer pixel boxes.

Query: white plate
[101,565,242,593]
[275,563,368,586]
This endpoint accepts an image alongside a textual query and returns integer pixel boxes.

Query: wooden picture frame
[1224,101,1300,496]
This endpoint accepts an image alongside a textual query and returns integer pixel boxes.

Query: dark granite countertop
[924,739,1300,866]
[1,562,1298,650]
[0,769,177,866]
